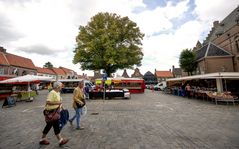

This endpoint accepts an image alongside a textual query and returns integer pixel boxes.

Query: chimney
[0,47,6,53]
[169,69,171,72]
[213,21,219,28]
[172,65,175,71]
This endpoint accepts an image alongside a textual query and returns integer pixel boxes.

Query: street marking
[22,109,31,112]
[22,105,44,112]
[156,104,174,111]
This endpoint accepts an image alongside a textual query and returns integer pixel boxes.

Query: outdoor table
[14,91,37,101]
[195,90,208,100]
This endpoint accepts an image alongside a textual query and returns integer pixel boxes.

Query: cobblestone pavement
[1,89,239,149]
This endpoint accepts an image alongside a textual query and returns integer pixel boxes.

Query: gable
[195,43,232,61]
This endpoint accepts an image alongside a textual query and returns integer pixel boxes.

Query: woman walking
[39,82,69,146]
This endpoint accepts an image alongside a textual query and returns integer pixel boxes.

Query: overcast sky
[0,0,238,76]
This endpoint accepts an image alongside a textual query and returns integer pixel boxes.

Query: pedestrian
[84,84,90,100]
[47,83,52,92]
[69,81,85,130]
[150,84,154,92]
[185,83,191,98]
[39,81,69,146]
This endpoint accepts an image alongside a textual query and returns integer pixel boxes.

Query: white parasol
[0,74,54,84]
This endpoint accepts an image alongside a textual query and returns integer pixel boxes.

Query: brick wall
[197,60,206,74]
[8,66,37,76]
[212,25,239,72]
[205,57,234,73]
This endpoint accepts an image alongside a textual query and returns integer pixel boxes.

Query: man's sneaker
[39,139,50,145]
[59,139,69,146]
[76,127,84,130]
[69,120,73,126]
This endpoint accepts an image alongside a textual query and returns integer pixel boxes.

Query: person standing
[39,82,69,146]
[47,83,52,92]
[69,81,85,130]
[84,84,90,100]
[185,83,191,98]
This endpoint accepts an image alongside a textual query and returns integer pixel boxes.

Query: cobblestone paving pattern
[0,90,239,149]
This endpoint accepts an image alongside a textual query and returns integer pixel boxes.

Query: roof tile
[36,67,55,75]
[5,53,36,69]
[155,71,173,78]
[52,68,66,75]
[0,53,9,65]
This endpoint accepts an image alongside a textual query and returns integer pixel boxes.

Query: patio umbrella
[0,75,54,100]
[0,74,54,84]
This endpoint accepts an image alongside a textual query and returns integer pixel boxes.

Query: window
[236,39,239,52]
[22,70,27,75]
[0,68,4,75]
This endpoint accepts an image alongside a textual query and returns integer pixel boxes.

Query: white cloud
[0,0,238,77]
[132,0,190,35]
[194,0,238,22]
[140,20,203,75]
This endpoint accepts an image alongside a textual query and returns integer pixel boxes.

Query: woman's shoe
[39,139,50,145]
[59,138,69,146]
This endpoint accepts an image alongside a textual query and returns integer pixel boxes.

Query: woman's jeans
[70,107,82,128]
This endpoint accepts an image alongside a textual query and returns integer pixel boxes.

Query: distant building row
[0,47,83,80]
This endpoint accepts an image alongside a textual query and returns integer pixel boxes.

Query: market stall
[0,75,53,101]
[166,72,239,104]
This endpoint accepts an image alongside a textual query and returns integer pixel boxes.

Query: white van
[154,81,167,91]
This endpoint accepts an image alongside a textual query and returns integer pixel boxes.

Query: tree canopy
[73,12,144,76]
[43,62,53,69]
[179,49,197,76]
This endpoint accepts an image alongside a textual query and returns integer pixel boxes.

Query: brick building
[195,42,234,74]
[0,47,37,76]
[155,69,173,82]
[122,69,130,78]
[200,6,239,73]
[59,66,78,79]
[131,68,143,78]
[52,67,66,80]
[36,67,56,79]
[171,65,188,78]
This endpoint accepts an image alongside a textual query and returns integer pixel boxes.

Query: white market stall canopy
[0,75,54,84]
[167,72,239,82]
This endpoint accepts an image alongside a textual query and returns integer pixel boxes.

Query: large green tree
[73,12,144,76]
[179,49,197,76]
[43,62,53,69]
